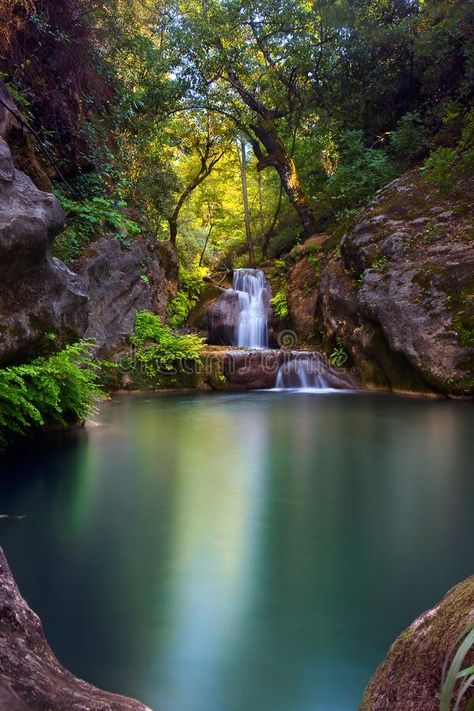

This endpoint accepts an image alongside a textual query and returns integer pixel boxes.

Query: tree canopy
[0,0,472,266]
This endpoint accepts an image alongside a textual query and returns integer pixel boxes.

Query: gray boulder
[315,171,474,395]
[0,137,88,365]
[74,236,178,358]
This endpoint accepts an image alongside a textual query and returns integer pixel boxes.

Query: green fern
[270,286,289,320]
[130,311,204,377]
[0,342,102,450]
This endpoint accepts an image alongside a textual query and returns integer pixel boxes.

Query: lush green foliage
[327,132,397,214]
[424,110,474,193]
[167,265,207,328]
[2,0,473,266]
[330,338,349,368]
[440,622,474,711]
[128,311,204,377]
[389,112,430,170]
[0,342,102,449]
[55,196,141,264]
[270,287,289,321]
[424,148,459,193]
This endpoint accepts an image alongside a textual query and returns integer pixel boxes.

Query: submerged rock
[0,137,88,365]
[360,576,474,711]
[0,548,150,710]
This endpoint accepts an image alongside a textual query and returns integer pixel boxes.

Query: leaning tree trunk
[168,217,178,246]
[252,119,317,239]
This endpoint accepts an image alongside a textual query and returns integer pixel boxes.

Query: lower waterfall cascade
[275,357,329,391]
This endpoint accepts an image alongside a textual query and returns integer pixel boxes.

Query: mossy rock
[360,576,474,711]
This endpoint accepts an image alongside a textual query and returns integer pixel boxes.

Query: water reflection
[0,393,473,711]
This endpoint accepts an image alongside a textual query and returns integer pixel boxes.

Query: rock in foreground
[0,548,150,711]
[360,576,474,711]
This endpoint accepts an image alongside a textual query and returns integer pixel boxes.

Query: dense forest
[1,0,473,263]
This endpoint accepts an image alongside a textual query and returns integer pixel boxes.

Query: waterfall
[233,269,269,348]
[275,358,329,391]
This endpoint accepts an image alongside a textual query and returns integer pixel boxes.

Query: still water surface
[0,392,473,711]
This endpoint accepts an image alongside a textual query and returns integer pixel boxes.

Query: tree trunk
[238,139,256,267]
[252,119,317,239]
[168,217,178,246]
[199,224,213,266]
[262,183,283,258]
[257,171,264,236]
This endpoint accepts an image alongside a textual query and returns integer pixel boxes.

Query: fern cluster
[55,195,141,264]
[270,287,289,320]
[0,342,102,449]
[129,311,204,377]
[167,265,207,328]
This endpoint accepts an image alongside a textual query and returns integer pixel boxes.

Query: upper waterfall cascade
[232,269,269,348]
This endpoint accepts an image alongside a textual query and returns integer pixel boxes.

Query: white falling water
[233,269,269,348]
[275,358,329,391]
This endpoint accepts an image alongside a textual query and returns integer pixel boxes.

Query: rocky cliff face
[0,548,149,710]
[360,576,474,711]
[0,136,88,366]
[74,236,177,358]
[287,171,474,396]
[0,92,178,365]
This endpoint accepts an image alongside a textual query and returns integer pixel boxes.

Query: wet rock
[287,256,319,341]
[108,346,358,392]
[0,548,150,711]
[360,576,474,711]
[185,283,229,338]
[74,236,178,358]
[202,348,358,391]
[206,289,241,345]
[0,137,88,365]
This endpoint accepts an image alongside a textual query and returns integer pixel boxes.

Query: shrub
[129,311,204,377]
[54,196,141,264]
[328,131,396,212]
[424,109,474,191]
[0,342,102,449]
[458,108,474,172]
[329,337,349,367]
[167,265,207,328]
[270,286,289,320]
[389,112,429,169]
[424,147,458,192]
